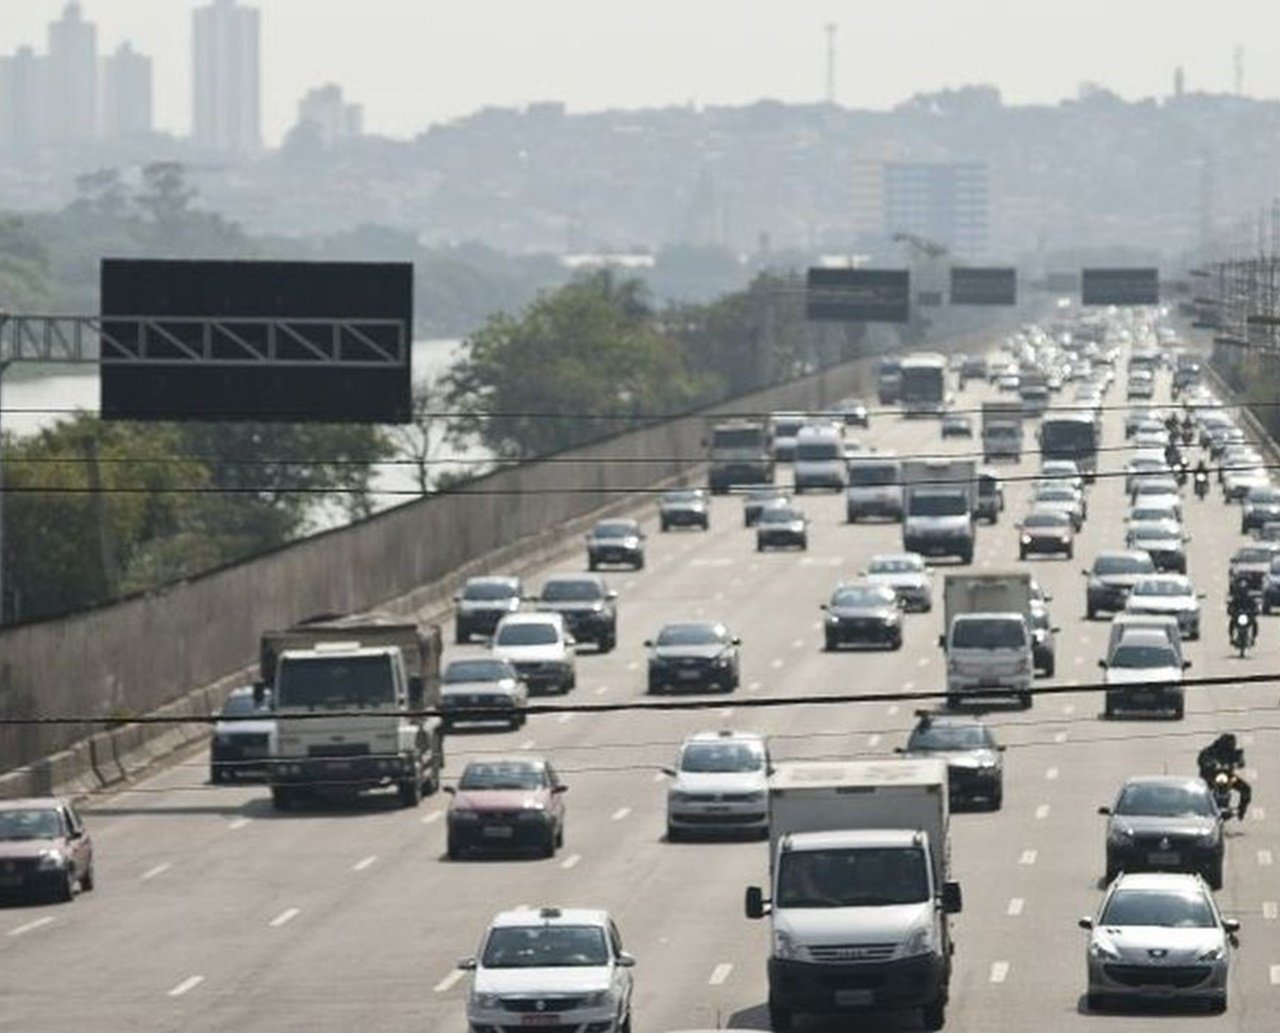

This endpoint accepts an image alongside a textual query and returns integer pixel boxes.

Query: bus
[1039,414,1099,481]
[899,352,948,418]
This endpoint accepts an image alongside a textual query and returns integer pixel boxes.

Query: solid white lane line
[1007,898,1024,917]
[611,807,631,822]
[708,962,733,986]
[269,908,300,928]
[1259,850,1274,867]
[7,916,54,937]
[989,961,1010,984]
[1053,731,1068,743]
[561,853,582,870]
[1035,804,1051,820]
[770,658,784,669]
[421,810,444,825]
[1270,964,1280,986]
[141,862,171,881]
[434,969,466,994]
[868,734,882,748]
[227,817,250,830]
[1019,849,1038,865]
[352,854,378,872]
[1263,901,1278,920]
[1045,767,1059,780]
[167,976,204,998]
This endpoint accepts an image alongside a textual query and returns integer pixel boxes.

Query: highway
[3,357,1279,1033]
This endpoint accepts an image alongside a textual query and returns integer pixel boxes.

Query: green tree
[0,216,53,312]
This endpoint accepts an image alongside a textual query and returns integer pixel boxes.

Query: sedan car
[1080,872,1235,1013]
[1039,459,1083,492]
[210,685,275,784]
[941,413,973,438]
[646,622,741,693]
[534,573,618,652]
[445,756,567,859]
[1031,484,1086,530]
[1099,777,1225,888]
[897,712,1004,809]
[1130,478,1183,522]
[0,798,94,902]
[440,657,528,730]
[664,730,770,840]
[659,488,710,531]
[863,552,933,611]
[1084,550,1158,619]
[741,486,789,527]
[1241,484,1280,533]
[1126,503,1180,530]
[1124,575,1203,640]
[453,574,523,644]
[586,518,645,570]
[1222,464,1270,503]
[821,581,903,651]
[1018,509,1075,559]
[755,504,808,551]
[1125,521,1189,574]
[1124,451,1170,494]
[1098,629,1189,719]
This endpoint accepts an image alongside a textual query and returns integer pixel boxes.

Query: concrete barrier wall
[0,355,876,782]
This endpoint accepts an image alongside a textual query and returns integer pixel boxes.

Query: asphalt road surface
[2,360,1277,1033]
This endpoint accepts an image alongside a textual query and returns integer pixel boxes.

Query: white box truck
[745,759,960,1032]
[902,460,976,564]
[938,573,1034,709]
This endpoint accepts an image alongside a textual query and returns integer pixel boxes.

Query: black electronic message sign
[950,267,1017,306]
[1081,267,1160,306]
[805,268,910,323]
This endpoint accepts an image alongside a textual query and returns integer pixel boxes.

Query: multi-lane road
[3,361,1279,1033]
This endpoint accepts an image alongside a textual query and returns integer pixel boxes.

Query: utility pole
[824,24,837,105]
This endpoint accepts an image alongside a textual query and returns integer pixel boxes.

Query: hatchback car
[1124,575,1203,640]
[756,504,808,551]
[0,798,94,902]
[534,574,618,652]
[1031,484,1086,530]
[210,685,275,783]
[1018,509,1074,559]
[440,657,528,730]
[659,488,710,531]
[1084,550,1158,619]
[461,907,635,1033]
[1098,777,1224,887]
[1098,630,1190,719]
[897,712,1004,809]
[742,486,789,527]
[821,581,903,651]
[1080,872,1235,1013]
[1241,484,1280,534]
[490,612,576,695]
[586,519,645,570]
[646,622,741,693]
[453,574,523,644]
[445,757,567,859]
[1039,459,1083,491]
[664,730,770,840]
[863,552,933,612]
[1125,521,1189,574]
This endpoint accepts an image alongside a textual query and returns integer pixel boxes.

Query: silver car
[440,657,528,730]
[664,730,769,840]
[863,552,933,612]
[1080,872,1237,1013]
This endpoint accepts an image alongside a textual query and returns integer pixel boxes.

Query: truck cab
[902,460,976,564]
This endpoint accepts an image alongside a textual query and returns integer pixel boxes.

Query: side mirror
[1078,916,1095,930]
[1097,805,1111,816]
[607,590,618,601]
[732,637,742,646]
[1051,626,1062,634]
[1097,660,1107,670]
[457,956,477,971]
[1081,569,1090,577]
[937,634,946,649]
[552,784,568,794]
[745,886,768,919]
[565,636,577,649]
[1223,918,1242,935]
[1198,592,1208,599]
[941,881,963,914]
[893,746,905,754]
[443,785,457,795]
[643,639,654,648]
[820,603,829,611]
[452,594,462,603]
[1183,660,1192,669]
[1044,593,1053,602]
[660,766,676,777]
[617,952,637,968]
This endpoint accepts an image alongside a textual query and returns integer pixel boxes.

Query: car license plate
[325,760,351,771]
[1148,851,1180,865]
[483,826,514,839]
[520,1016,562,1027]
[677,669,701,679]
[702,805,731,813]
[835,989,874,1006]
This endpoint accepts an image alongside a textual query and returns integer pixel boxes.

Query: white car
[490,612,576,695]
[440,657,528,730]
[462,907,635,1033]
[1124,574,1203,640]
[1031,484,1086,530]
[1098,629,1188,719]
[664,730,770,840]
[863,552,933,612]
[1039,459,1083,492]
[1223,465,1270,503]
[1080,872,1236,1013]
[1129,479,1182,522]
[1126,503,1180,530]
[1124,452,1169,494]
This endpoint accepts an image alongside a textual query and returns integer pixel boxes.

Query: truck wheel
[398,775,423,808]
[945,694,960,710]
[767,999,793,1032]
[210,765,227,785]
[271,786,294,811]
[921,997,947,1031]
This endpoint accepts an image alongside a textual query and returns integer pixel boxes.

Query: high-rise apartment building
[193,0,261,152]
[883,162,989,260]
[0,46,45,149]
[296,83,363,146]
[102,42,152,138]
[46,1,98,143]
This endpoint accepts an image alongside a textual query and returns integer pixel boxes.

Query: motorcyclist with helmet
[1227,575,1259,648]
[1197,732,1252,819]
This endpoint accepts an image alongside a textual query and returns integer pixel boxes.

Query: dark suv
[534,574,618,652]
[586,519,645,570]
[454,575,523,644]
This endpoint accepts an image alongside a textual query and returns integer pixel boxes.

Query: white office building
[46,1,99,144]
[102,41,152,138]
[193,0,261,152]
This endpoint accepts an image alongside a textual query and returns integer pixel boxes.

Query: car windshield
[444,659,513,683]
[832,586,895,608]
[908,492,968,517]
[1249,488,1280,503]
[459,761,546,791]
[1036,488,1075,501]
[776,847,929,908]
[464,581,516,601]
[680,741,764,772]
[592,522,636,540]
[663,490,702,503]
[907,723,993,750]
[869,556,923,574]
[1025,512,1069,528]
[951,619,1026,649]
[796,441,840,461]
[1234,548,1275,565]
[0,808,62,840]
[760,507,801,524]
[481,925,609,968]
[275,655,396,709]
[494,623,559,646]
[220,692,267,717]
[541,580,602,602]
[1115,782,1214,817]
[1132,580,1190,598]
[1109,644,1179,669]
[656,624,722,646]
[1129,508,1174,522]
[1129,526,1175,543]
[1100,889,1216,929]
[848,464,899,486]
[1094,555,1155,575]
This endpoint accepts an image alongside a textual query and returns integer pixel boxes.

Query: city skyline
[3,0,1280,146]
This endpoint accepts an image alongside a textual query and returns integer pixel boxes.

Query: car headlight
[1198,945,1225,962]
[36,849,66,870]
[978,759,999,770]
[774,930,805,960]
[901,924,935,957]
[826,614,840,625]
[582,989,614,1008]
[1020,534,1032,545]
[1108,825,1134,844]
[1089,938,1120,961]
[1060,535,1072,544]
[714,653,732,667]
[470,992,504,1010]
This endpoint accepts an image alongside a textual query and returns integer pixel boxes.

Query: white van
[770,412,806,463]
[943,612,1034,708]
[845,455,903,522]
[792,424,846,493]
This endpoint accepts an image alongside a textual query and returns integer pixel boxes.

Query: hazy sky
[4,1,1279,144]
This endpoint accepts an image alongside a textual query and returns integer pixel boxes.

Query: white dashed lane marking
[269,908,300,929]
[1263,901,1278,920]
[653,771,666,783]
[1019,849,1038,865]
[627,661,639,672]
[167,976,204,998]
[520,739,536,751]
[747,681,762,693]
[352,855,378,872]
[990,961,1010,984]
[770,659,784,669]
[1045,767,1059,781]
[867,734,882,748]
[1035,804,1050,820]
[227,817,251,830]
[561,853,582,870]
[1062,703,1076,715]
[916,657,930,668]
[611,807,631,822]
[557,713,574,724]
[594,686,609,695]
[1270,965,1280,986]
[141,862,171,881]
[1007,898,1024,917]
[1259,850,1274,867]
[434,970,466,994]
[887,705,900,716]
[1253,806,1267,822]
[792,638,805,650]
[708,963,733,986]
[421,810,443,825]
[1053,731,1068,743]
[903,681,915,692]
[7,916,54,938]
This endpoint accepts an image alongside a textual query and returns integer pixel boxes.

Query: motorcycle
[1194,472,1209,500]
[1210,769,1246,820]
[1230,612,1256,657]
[1175,461,1189,488]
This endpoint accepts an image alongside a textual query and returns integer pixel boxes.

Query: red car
[0,798,95,903]
[445,757,567,859]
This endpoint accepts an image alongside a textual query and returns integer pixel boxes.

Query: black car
[659,488,710,531]
[941,413,973,438]
[742,486,789,527]
[453,575,523,644]
[1084,550,1157,620]
[1018,509,1075,559]
[646,621,741,693]
[586,518,645,570]
[756,504,808,551]
[821,582,903,651]
[1100,776,1224,889]
[897,712,1004,810]
[210,685,275,784]
[534,574,618,652]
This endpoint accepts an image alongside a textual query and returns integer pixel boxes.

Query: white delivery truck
[938,573,1034,709]
[745,759,960,1032]
[902,460,976,564]
[793,423,847,493]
